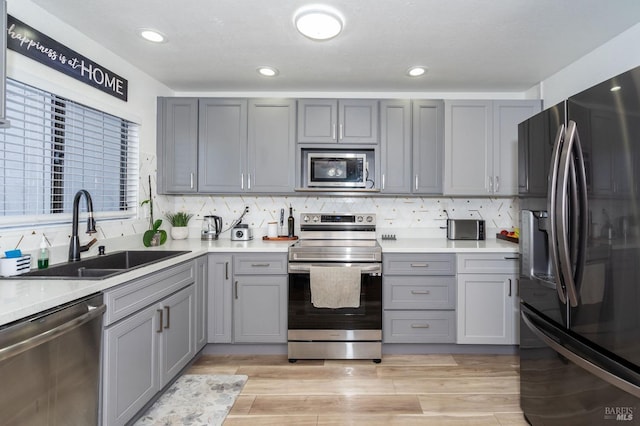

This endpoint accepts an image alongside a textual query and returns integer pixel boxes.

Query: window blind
[0,79,139,224]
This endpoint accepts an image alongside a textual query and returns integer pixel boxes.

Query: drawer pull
[251,263,271,267]
[410,263,429,268]
[411,290,431,295]
[411,323,430,329]
[504,256,520,260]
[225,261,229,280]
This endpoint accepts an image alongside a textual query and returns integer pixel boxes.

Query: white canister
[267,222,278,238]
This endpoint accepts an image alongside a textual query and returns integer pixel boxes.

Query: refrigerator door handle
[547,124,567,304]
[522,309,640,399]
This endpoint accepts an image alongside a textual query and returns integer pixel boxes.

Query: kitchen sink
[10,250,191,280]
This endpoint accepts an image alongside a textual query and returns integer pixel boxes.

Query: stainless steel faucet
[69,189,98,262]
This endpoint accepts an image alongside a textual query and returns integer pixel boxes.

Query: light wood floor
[186,353,528,425]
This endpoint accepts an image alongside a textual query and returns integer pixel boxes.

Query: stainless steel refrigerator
[519,65,640,425]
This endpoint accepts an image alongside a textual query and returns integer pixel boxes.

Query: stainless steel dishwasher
[0,292,106,425]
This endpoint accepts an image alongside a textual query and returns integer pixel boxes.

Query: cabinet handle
[414,174,419,191]
[251,263,270,267]
[190,172,194,189]
[332,124,336,140]
[241,173,244,190]
[339,123,344,140]
[411,290,431,295]
[247,173,251,190]
[495,176,500,193]
[488,176,493,193]
[157,309,163,333]
[235,280,238,300]
[410,263,429,268]
[411,323,430,329]
[382,174,385,190]
[508,278,512,297]
[164,306,170,329]
[225,261,229,280]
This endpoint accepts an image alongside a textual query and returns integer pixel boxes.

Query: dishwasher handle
[0,303,106,362]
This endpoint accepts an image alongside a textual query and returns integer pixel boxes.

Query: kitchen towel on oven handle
[309,266,361,308]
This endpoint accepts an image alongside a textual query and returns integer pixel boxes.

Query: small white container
[0,255,32,277]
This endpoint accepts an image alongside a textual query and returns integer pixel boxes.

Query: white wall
[0,1,173,258]
[541,23,640,107]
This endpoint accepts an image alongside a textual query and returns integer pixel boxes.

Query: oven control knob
[356,216,363,222]
[366,216,373,223]
[303,215,310,223]
[313,215,320,222]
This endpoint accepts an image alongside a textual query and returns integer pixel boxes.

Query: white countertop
[0,235,518,327]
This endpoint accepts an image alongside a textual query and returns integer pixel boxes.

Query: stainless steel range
[287,213,382,362]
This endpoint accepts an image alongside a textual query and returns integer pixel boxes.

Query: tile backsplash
[0,151,518,259]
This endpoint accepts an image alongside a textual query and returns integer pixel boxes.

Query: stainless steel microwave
[307,152,367,188]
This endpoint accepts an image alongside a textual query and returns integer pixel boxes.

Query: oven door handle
[288,262,381,274]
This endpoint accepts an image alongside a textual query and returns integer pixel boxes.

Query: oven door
[288,262,382,331]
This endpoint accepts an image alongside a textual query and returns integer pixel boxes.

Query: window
[0,79,139,226]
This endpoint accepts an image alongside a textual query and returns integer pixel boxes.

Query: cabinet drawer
[456,253,519,274]
[383,310,455,343]
[234,254,287,275]
[384,276,455,310]
[383,253,455,275]
[104,261,195,326]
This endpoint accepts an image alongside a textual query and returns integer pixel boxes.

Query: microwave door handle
[548,124,567,305]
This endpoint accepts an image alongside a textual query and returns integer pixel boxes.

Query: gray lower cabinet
[207,253,233,343]
[195,255,208,351]
[208,253,288,344]
[382,253,456,343]
[102,261,196,426]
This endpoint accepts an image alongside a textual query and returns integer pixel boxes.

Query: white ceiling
[29,0,640,93]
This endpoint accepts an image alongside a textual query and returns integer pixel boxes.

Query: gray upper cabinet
[157,98,199,193]
[412,100,444,194]
[158,97,296,194]
[297,99,379,144]
[198,98,248,192]
[247,99,296,192]
[379,99,443,194]
[444,100,540,196]
[380,100,411,193]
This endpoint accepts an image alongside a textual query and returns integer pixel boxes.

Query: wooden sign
[7,15,128,101]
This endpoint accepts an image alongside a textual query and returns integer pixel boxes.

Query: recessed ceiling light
[610,85,622,92]
[407,66,427,77]
[294,6,344,41]
[138,28,166,43]
[257,66,279,77]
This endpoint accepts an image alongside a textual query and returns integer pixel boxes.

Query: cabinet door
[457,273,517,344]
[380,100,411,193]
[234,275,288,343]
[207,254,233,343]
[493,100,541,195]
[157,97,198,193]
[297,99,337,143]
[444,100,493,195]
[247,99,296,192]
[412,100,444,194]
[339,99,379,144]
[102,304,160,426]
[195,256,208,351]
[160,285,195,384]
[198,98,248,192]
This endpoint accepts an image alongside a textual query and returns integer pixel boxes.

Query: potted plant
[141,175,167,247]
[165,211,194,240]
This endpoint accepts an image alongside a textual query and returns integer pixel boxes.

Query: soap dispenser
[38,236,50,269]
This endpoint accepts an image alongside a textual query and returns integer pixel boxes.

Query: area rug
[134,374,248,426]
